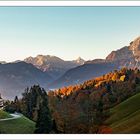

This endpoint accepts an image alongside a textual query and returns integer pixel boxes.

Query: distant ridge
[0,62,52,99]
[24,55,85,79]
[50,36,140,88]
[1,36,140,98]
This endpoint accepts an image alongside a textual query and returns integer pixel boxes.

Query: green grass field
[106,93,140,134]
[0,111,35,134]
[0,110,12,119]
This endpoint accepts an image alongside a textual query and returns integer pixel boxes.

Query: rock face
[106,36,140,69]
[129,37,140,61]
[106,46,133,62]
[24,55,85,79]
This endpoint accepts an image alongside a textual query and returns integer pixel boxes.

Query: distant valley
[1,36,140,99]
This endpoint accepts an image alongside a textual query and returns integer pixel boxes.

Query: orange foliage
[98,126,112,134]
[48,68,140,133]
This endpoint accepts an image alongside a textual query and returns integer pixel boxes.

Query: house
[0,94,4,109]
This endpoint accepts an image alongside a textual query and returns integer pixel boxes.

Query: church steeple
[0,93,3,109]
[0,93,2,99]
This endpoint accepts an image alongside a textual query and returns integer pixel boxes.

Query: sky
[0,7,140,62]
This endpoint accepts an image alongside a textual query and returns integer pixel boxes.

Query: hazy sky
[0,7,140,62]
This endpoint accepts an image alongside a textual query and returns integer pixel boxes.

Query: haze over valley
[1,36,140,99]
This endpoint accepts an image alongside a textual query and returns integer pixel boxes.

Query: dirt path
[0,113,22,121]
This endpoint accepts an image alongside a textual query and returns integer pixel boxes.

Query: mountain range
[1,36,140,99]
[50,37,140,88]
[24,55,85,79]
[0,57,85,99]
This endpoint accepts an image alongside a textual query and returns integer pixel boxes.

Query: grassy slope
[106,93,140,134]
[0,110,12,119]
[0,114,35,134]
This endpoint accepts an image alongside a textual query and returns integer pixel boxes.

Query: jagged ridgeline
[50,36,140,89]
[106,36,140,68]
[0,56,85,99]
[1,36,140,99]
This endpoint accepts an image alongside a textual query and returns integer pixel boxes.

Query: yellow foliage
[112,73,119,81]
[120,75,126,81]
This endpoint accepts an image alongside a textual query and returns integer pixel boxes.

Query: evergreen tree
[14,96,21,112]
[34,93,53,134]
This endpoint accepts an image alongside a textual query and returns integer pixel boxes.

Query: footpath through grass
[0,111,35,134]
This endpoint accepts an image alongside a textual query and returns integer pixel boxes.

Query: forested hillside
[4,68,140,134]
[48,68,140,133]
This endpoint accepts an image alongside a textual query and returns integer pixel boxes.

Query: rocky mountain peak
[74,57,85,65]
[129,36,140,50]
[129,36,140,61]
[24,55,85,79]
[106,46,133,62]
[106,36,140,69]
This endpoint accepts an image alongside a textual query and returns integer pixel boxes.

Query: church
[0,94,4,109]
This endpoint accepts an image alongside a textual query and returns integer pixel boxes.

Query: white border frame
[0,1,140,6]
[0,134,140,139]
[0,2,140,139]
